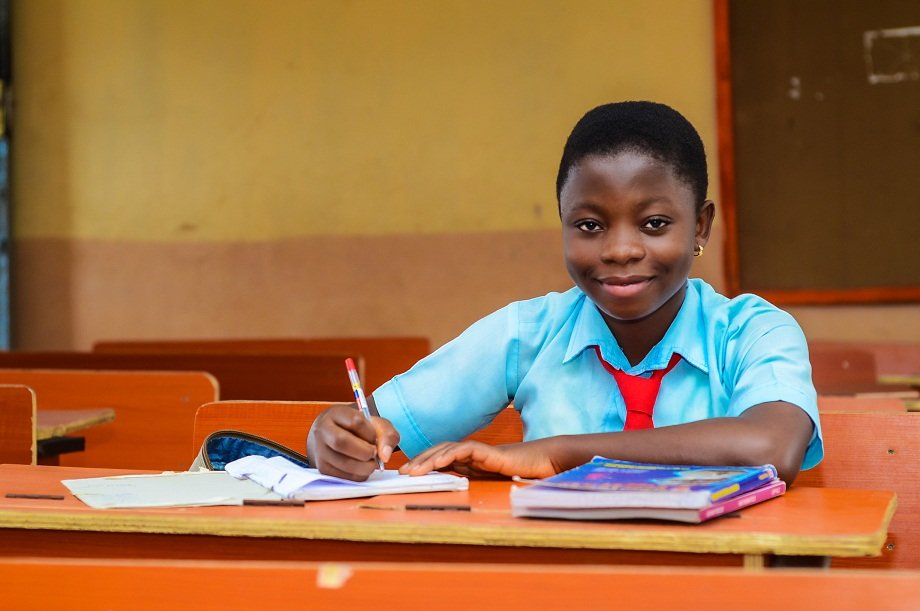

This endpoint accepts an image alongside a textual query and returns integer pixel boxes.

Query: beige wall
[9,0,919,350]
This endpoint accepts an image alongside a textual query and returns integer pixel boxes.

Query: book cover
[511,457,778,510]
[511,479,786,523]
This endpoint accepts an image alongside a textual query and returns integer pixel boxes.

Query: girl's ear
[696,200,716,246]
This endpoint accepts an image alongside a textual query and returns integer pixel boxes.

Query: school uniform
[372,278,823,469]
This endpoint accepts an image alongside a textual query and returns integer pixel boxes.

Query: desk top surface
[35,409,116,441]
[879,374,920,387]
[0,464,896,558]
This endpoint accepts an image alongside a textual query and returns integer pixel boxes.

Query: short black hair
[555,101,708,209]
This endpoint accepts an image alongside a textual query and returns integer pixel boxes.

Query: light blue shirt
[373,278,823,470]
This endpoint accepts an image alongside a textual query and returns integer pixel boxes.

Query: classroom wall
[9,0,918,351]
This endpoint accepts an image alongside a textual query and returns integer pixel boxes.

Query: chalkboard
[723,0,920,301]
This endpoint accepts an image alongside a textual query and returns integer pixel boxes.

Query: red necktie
[593,348,681,430]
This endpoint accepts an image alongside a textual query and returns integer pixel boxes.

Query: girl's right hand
[306,403,400,481]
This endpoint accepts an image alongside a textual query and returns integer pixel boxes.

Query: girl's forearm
[539,402,812,484]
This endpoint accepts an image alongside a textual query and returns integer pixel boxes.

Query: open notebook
[225,455,469,501]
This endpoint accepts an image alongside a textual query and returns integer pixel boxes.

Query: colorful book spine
[698,479,787,521]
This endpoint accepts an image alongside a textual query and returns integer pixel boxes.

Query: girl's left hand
[399,440,558,479]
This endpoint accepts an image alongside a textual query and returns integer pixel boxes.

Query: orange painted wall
[9,1,918,350]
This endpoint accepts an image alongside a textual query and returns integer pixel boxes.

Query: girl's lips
[598,277,652,299]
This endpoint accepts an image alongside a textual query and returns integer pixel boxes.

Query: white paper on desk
[225,455,469,501]
[62,470,284,509]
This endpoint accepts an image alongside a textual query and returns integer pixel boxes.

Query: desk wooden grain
[3,559,920,611]
[0,465,895,568]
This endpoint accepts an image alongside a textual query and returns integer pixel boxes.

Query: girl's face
[560,151,713,331]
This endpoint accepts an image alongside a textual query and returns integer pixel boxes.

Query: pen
[358,503,472,512]
[5,493,65,500]
[345,357,384,470]
[242,499,305,507]
[405,504,471,512]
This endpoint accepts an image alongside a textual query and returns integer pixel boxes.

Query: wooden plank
[817,396,908,413]
[4,559,920,611]
[810,340,920,378]
[0,385,36,465]
[0,352,359,401]
[0,370,217,470]
[798,411,920,569]
[35,408,115,440]
[92,336,431,392]
[809,344,917,396]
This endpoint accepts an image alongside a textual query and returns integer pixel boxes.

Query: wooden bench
[0,370,218,470]
[192,400,333,463]
[809,343,917,397]
[93,336,431,392]
[2,559,919,609]
[0,385,36,465]
[810,339,920,378]
[0,352,360,402]
[192,400,523,468]
[817,395,908,412]
[797,410,920,569]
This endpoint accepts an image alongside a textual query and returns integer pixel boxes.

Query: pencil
[345,357,385,470]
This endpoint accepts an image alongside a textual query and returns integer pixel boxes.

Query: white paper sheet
[225,455,469,501]
[62,470,284,509]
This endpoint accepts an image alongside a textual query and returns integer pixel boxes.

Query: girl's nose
[600,228,644,264]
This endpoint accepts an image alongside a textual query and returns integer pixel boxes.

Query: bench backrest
[92,336,431,392]
[0,352,359,401]
[0,369,218,470]
[192,401,524,469]
[810,340,920,377]
[0,385,36,465]
[798,410,920,569]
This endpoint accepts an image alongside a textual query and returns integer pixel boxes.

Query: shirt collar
[563,282,709,375]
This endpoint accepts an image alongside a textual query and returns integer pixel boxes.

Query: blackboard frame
[714,0,920,305]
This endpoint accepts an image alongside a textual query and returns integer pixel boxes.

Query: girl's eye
[575,220,603,232]
[643,218,670,231]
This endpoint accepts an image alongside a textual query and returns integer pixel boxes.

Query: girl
[308,101,822,485]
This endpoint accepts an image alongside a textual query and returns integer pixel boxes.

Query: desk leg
[742,554,764,570]
[36,436,85,466]
[766,555,831,569]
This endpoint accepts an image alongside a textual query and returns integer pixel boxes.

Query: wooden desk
[36,409,115,441]
[0,370,218,470]
[0,465,895,569]
[4,559,920,611]
[33,409,116,466]
[35,409,115,465]
[880,374,920,391]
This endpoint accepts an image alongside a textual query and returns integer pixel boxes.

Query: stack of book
[510,457,785,523]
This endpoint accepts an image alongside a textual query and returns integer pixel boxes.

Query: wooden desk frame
[0,465,896,570]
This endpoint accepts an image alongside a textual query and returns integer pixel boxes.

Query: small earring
[693,244,704,257]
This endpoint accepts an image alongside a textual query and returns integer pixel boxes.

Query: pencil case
[189,429,312,472]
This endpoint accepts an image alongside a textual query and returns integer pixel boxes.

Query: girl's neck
[606,283,688,367]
